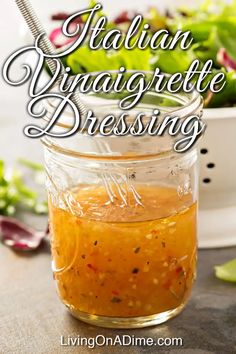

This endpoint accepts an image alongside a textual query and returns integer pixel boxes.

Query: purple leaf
[217,48,236,71]
[49,22,79,49]
[0,216,48,251]
[114,11,136,24]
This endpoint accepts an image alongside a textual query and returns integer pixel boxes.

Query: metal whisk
[15,0,87,116]
[14,0,142,206]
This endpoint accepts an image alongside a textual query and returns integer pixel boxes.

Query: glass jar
[42,79,202,328]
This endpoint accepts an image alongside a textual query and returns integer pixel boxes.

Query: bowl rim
[204,106,236,119]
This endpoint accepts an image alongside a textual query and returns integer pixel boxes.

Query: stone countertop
[0,120,236,354]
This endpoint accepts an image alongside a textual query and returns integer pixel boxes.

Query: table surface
[0,120,236,354]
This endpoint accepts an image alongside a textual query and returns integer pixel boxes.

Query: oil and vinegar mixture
[49,185,197,320]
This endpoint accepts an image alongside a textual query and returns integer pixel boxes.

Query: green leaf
[145,7,167,30]
[34,201,48,214]
[0,158,48,216]
[215,258,236,283]
[181,20,215,43]
[67,44,152,74]
[152,47,196,74]
[192,28,221,66]
[0,160,4,180]
[205,70,236,107]
[18,158,44,171]
[217,24,236,61]
[11,170,37,200]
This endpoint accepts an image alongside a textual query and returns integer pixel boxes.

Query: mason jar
[42,77,202,328]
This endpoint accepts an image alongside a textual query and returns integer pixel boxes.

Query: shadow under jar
[42,82,202,328]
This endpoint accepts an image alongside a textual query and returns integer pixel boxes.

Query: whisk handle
[14,0,87,116]
[15,0,59,75]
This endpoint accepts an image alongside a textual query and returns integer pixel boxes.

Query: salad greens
[0,159,47,216]
[51,0,236,108]
[215,258,236,283]
[67,46,152,74]
[18,158,44,172]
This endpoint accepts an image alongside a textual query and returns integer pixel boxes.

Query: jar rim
[41,136,198,163]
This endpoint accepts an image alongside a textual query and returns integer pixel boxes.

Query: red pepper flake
[111,297,122,303]
[94,240,98,246]
[162,241,166,248]
[132,268,139,274]
[87,264,98,272]
[163,280,171,290]
[176,266,183,274]
[81,254,86,259]
[134,247,141,254]
[112,290,119,296]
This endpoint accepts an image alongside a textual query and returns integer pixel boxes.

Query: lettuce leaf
[67,45,152,74]
[205,70,236,107]
[215,258,236,283]
[152,48,195,73]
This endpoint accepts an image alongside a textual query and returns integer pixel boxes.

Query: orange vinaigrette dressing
[49,185,197,318]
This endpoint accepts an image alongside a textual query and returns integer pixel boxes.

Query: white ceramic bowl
[199,108,236,248]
